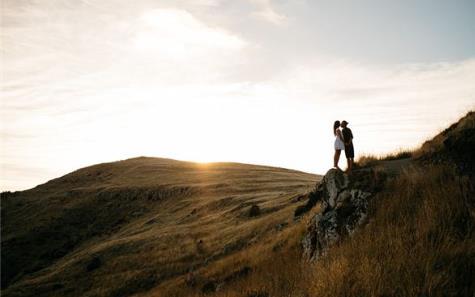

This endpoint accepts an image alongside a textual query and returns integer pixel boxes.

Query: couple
[333,120,354,173]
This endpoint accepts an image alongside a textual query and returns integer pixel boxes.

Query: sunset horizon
[2,1,475,190]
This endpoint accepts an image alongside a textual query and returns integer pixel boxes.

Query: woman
[333,120,345,169]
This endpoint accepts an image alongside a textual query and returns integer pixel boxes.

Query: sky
[1,0,475,191]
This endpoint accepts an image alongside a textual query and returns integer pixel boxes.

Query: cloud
[248,0,287,25]
[134,9,246,57]
[1,5,248,119]
[278,59,475,104]
[251,58,475,152]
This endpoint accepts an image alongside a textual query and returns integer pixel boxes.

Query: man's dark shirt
[342,127,353,145]
[342,127,354,158]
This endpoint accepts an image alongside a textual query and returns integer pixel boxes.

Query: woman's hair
[333,120,340,135]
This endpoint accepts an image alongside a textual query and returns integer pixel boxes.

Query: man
[341,120,354,173]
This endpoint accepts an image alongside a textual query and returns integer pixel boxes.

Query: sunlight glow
[1,1,474,191]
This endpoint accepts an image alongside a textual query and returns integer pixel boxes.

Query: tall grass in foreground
[307,165,474,297]
[174,164,474,297]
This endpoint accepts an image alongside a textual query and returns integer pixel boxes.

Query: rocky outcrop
[302,168,384,261]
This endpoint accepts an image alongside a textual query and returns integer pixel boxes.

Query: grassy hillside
[2,111,474,297]
[197,164,472,297]
[1,158,318,297]
[417,110,475,174]
[154,112,475,297]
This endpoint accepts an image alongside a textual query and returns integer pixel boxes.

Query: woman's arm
[336,129,344,141]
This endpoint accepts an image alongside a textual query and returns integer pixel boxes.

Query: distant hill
[1,157,318,296]
[417,110,475,174]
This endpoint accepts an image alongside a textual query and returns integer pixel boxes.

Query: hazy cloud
[249,0,288,25]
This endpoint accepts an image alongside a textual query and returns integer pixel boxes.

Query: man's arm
[342,128,352,145]
[343,129,352,145]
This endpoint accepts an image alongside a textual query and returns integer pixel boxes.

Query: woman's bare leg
[334,150,341,169]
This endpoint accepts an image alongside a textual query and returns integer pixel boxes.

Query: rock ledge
[302,168,383,261]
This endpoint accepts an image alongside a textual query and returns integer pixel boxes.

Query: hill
[1,111,474,297]
[156,111,473,297]
[199,111,473,297]
[1,158,318,296]
[417,110,475,174]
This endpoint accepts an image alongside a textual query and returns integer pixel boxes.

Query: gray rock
[321,169,349,208]
[302,168,377,261]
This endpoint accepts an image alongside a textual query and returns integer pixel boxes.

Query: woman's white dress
[334,129,345,150]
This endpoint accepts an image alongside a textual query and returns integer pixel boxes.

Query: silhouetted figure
[333,120,345,170]
[341,120,354,173]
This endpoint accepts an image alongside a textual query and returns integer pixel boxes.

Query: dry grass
[4,157,473,296]
[415,110,474,159]
[152,112,475,296]
[150,217,312,297]
[356,149,414,168]
[3,111,474,296]
[307,165,474,297]
[1,157,318,297]
[178,163,475,297]
[357,111,474,169]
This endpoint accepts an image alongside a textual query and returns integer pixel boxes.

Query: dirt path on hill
[373,158,412,176]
